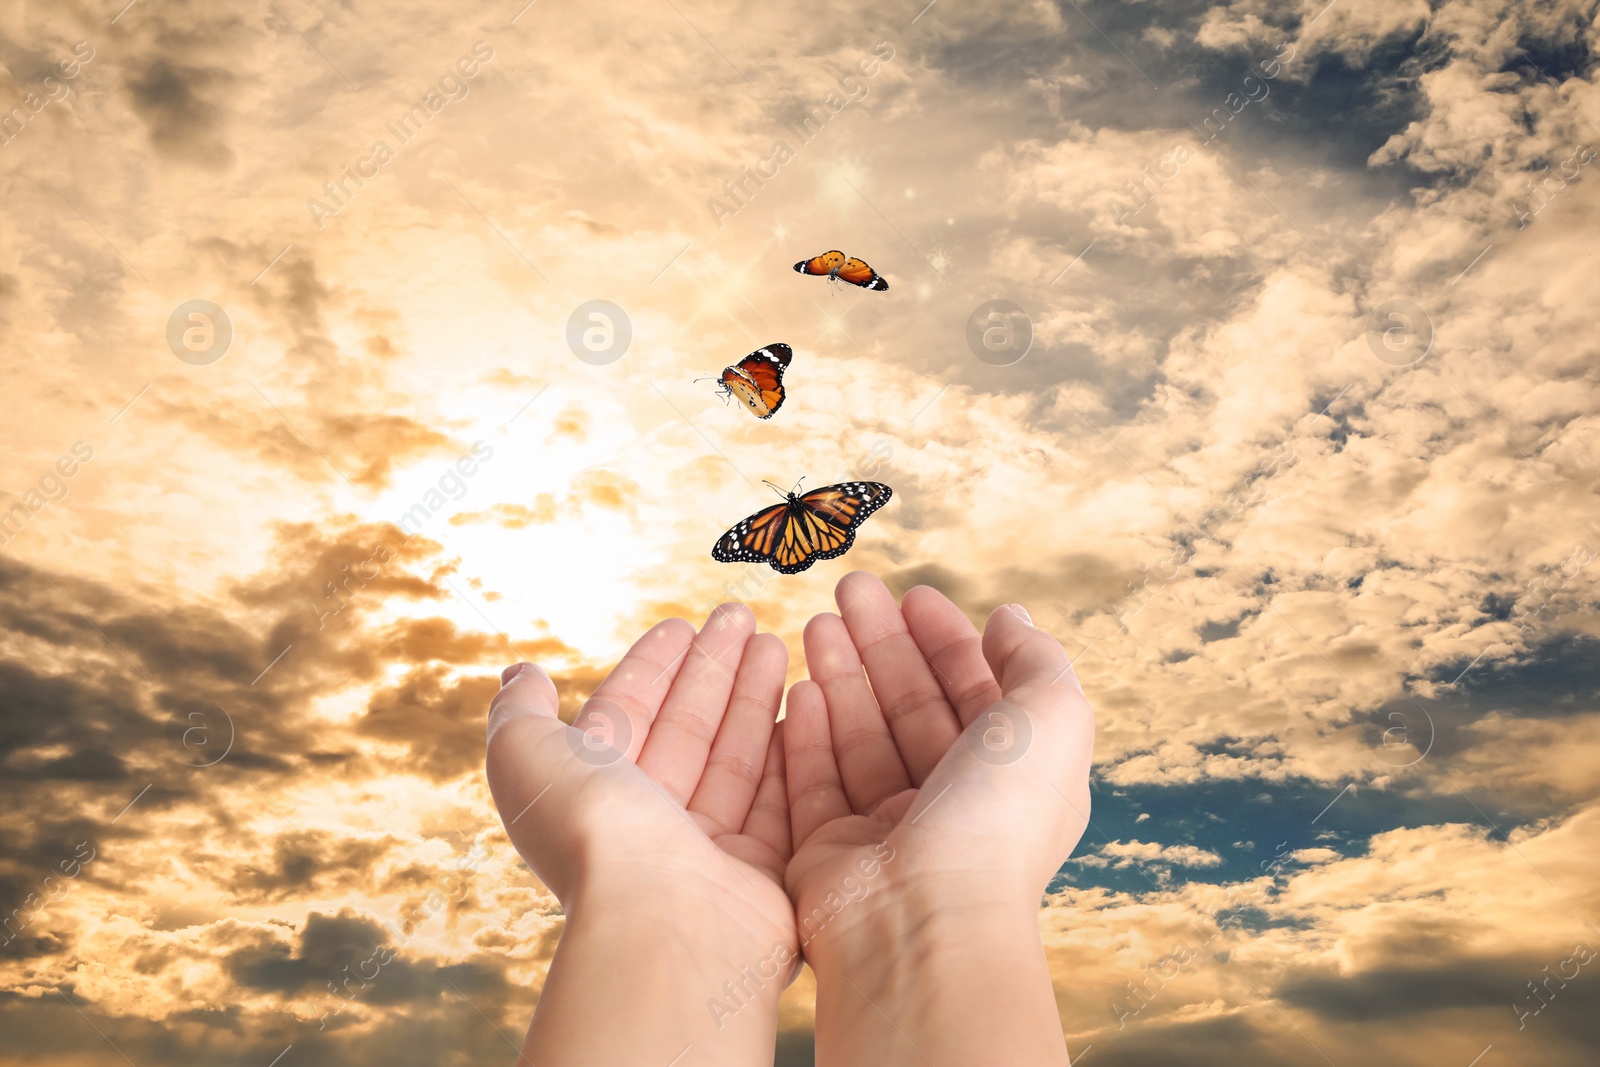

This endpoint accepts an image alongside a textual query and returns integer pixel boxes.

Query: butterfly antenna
[762,479,788,499]
[693,375,732,404]
[790,476,805,494]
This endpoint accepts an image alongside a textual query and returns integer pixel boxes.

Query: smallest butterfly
[703,343,792,420]
[793,250,888,291]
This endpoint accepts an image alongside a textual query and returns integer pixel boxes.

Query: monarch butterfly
[706,343,792,419]
[712,481,892,574]
[793,250,888,291]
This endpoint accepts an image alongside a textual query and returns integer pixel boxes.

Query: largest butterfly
[712,481,892,574]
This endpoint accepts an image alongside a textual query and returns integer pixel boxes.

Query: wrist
[795,842,1038,968]
[527,883,796,1063]
[802,871,1067,1066]
[803,875,1041,980]
[567,874,797,1007]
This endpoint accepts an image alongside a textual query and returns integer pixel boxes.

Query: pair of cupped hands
[485,572,1095,1065]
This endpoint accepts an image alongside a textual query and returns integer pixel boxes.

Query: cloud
[1045,806,1600,1064]
[124,59,235,167]
[1,0,1596,1060]
[1076,840,1227,869]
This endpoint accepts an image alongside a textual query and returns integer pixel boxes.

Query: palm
[783,574,1094,939]
[487,604,795,946]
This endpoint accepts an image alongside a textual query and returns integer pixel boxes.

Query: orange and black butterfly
[793,250,888,291]
[707,343,792,420]
[712,480,892,574]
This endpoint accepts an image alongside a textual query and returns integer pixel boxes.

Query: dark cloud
[1279,958,1520,1020]
[1075,1012,1302,1067]
[0,519,525,927]
[223,833,397,903]
[124,59,234,167]
[0,981,533,1067]
[358,668,501,782]
[227,908,513,1011]
[0,270,19,328]
[1278,949,1600,1051]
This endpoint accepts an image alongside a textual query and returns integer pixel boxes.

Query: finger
[741,721,792,862]
[487,661,562,744]
[689,632,786,834]
[903,585,1004,729]
[803,612,911,813]
[783,679,852,848]
[981,603,1080,699]
[637,603,756,804]
[485,663,568,831]
[579,617,697,762]
[979,605,1095,803]
[834,572,961,783]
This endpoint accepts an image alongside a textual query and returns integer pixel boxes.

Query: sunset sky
[2,0,1598,1063]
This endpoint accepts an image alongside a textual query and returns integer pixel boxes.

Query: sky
[1,0,1597,1063]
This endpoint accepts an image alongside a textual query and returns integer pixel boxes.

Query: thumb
[486,662,560,746]
[977,604,1094,788]
[974,606,1095,876]
[981,604,1080,697]
[485,662,569,834]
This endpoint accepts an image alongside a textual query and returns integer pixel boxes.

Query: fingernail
[1007,604,1032,625]
[707,602,752,630]
[500,663,527,686]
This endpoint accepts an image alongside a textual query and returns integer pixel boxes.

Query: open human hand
[783,572,1095,1064]
[485,603,798,1062]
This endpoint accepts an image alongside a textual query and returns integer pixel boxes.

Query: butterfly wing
[835,257,888,291]
[776,481,892,573]
[713,344,792,419]
[799,481,893,530]
[752,342,793,369]
[712,482,891,574]
[712,501,790,564]
[769,504,849,573]
[794,250,846,276]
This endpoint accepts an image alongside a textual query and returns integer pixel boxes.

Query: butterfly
[792,250,888,291]
[712,480,892,574]
[706,343,792,419]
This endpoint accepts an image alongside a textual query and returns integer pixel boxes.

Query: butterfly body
[793,250,888,291]
[715,343,792,419]
[713,481,892,574]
